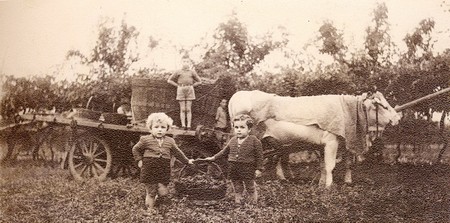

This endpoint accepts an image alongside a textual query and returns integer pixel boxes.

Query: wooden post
[394,87,450,112]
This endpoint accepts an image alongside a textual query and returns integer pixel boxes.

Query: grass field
[1,157,449,222]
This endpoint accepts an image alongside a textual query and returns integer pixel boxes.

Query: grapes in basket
[174,162,227,200]
[178,174,224,190]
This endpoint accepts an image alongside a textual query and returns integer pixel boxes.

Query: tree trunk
[426,111,432,122]
[436,111,448,163]
[439,111,447,133]
[395,142,402,163]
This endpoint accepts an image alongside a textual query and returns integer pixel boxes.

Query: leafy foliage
[0,18,145,118]
[317,20,347,63]
[1,4,449,130]
[196,12,288,89]
[64,18,141,112]
[0,75,65,118]
[403,18,435,63]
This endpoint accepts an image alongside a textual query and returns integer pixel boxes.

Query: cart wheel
[68,134,112,181]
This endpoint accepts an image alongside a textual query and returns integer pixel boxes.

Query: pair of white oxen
[228,90,401,188]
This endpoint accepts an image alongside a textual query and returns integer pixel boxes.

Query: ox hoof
[344,178,353,184]
[344,181,353,186]
[343,182,355,188]
[318,180,328,188]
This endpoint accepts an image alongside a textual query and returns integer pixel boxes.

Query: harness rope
[362,98,369,133]
[375,104,379,136]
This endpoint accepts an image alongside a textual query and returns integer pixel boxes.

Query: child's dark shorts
[176,85,195,101]
[140,157,171,185]
[228,161,256,181]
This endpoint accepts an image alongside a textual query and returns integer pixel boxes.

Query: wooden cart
[14,78,235,181]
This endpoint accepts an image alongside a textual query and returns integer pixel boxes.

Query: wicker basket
[174,162,227,200]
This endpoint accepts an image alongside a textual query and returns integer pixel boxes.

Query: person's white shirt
[117,105,132,116]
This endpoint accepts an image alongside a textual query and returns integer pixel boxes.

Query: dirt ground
[1,156,449,222]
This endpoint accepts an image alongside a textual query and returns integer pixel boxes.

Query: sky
[0,0,449,81]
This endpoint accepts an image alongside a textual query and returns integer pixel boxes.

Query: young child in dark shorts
[204,114,263,204]
[167,54,202,130]
[132,112,193,215]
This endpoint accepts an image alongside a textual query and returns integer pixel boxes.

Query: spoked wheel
[68,134,112,181]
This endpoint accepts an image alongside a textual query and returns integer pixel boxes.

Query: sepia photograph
[1,0,449,222]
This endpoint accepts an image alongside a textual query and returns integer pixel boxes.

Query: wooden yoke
[394,87,450,112]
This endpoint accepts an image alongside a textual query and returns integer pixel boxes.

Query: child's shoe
[155,195,172,207]
[234,195,242,205]
[247,191,258,204]
[143,208,157,216]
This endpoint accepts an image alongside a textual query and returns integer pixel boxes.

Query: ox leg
[344,150,353,184]
[320,137,338,188]
[319,161,326,186]
[262,137,288,181]
[275,160,287,181]
[280,150,294,180]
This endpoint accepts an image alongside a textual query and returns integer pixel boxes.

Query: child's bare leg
[232,180,244,204]
[155,183,170,206]
[144,183,158,211]
[185,101,192,128]
[179,101,187,127]
[244,180,258,204]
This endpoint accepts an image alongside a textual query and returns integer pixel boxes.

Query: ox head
[228,90,276,124]
[362,91,401,146]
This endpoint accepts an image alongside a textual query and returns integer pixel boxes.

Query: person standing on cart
[167,54,202,130]
[132,112,194,216]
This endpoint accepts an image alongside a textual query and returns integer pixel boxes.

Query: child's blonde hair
[146,113,173,130]
[232,114,254,128]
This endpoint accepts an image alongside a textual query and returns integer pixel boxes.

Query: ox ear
[372,98,381,108]
[373,97,390,109]
[361,92,368,99]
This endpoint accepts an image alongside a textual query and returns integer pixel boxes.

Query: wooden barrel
[131,78,225,128]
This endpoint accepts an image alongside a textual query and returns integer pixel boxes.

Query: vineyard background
[1,1,449,222]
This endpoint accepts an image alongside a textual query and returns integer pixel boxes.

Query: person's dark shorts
[140,157,171,184]
[228,161,256,181]
[176,85,195,101]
